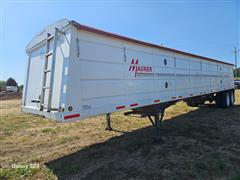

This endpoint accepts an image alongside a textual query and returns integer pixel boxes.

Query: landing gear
[151,110,165,143]
[106,103,173,142]
[124,103,173,143]
[105,113,112,131]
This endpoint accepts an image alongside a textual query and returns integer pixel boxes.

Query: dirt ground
[0,91,22,100]
[0,90,240,180]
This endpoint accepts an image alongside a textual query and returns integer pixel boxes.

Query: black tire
[216,91,230,108]
[230,90,235,106]
[216,92,224,107]
[225,91,230,107]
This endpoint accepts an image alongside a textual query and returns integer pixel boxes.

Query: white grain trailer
[22,19,235,140]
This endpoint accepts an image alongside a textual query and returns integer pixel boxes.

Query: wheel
[225,91,230,107]
[216,92,224,107]
[230,90,235,106]
[215,91,231,108]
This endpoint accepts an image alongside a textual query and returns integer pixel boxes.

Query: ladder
[40,28,65,112]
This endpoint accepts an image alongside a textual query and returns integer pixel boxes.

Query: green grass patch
[41,128,56,134]
[0,166,38,179]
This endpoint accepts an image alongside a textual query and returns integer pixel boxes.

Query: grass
[0,165,39,179]
[0,90,240,179]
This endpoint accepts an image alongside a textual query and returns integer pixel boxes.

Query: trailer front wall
[61,26,233,120]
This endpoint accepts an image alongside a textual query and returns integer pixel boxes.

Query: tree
[6,78,18,86]
[0,81,6,92]
[19,85,24,92]
[234,68,240,79]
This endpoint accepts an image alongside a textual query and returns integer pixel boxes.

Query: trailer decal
[129,59,153,77]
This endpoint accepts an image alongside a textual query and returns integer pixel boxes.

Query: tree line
[0,78,23,92]
[234,68,240,79]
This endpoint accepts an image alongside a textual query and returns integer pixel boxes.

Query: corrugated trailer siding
[63,26,233,119]
[65,29,126,114]
[72,20,233,66]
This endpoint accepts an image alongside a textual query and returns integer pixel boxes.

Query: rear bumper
[21,106,62,121]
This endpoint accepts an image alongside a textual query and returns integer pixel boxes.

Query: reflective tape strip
[64,114,80,119]
[130,103,138,107]
[116,105,125,110]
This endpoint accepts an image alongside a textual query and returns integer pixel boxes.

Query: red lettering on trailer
[116,105,125,109]
[129,59,138,71]
[64,114,80,119]
[154,100,160,103]
[129,58,153,76]
[130,103,138,107]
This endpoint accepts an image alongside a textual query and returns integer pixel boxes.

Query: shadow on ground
[46,105,240,180]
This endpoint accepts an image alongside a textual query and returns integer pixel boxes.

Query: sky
[1,1,239,85]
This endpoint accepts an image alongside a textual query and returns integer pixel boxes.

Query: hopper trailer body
[22,19,235,131]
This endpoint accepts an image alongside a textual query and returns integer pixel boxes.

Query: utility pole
[234,46,239,68]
